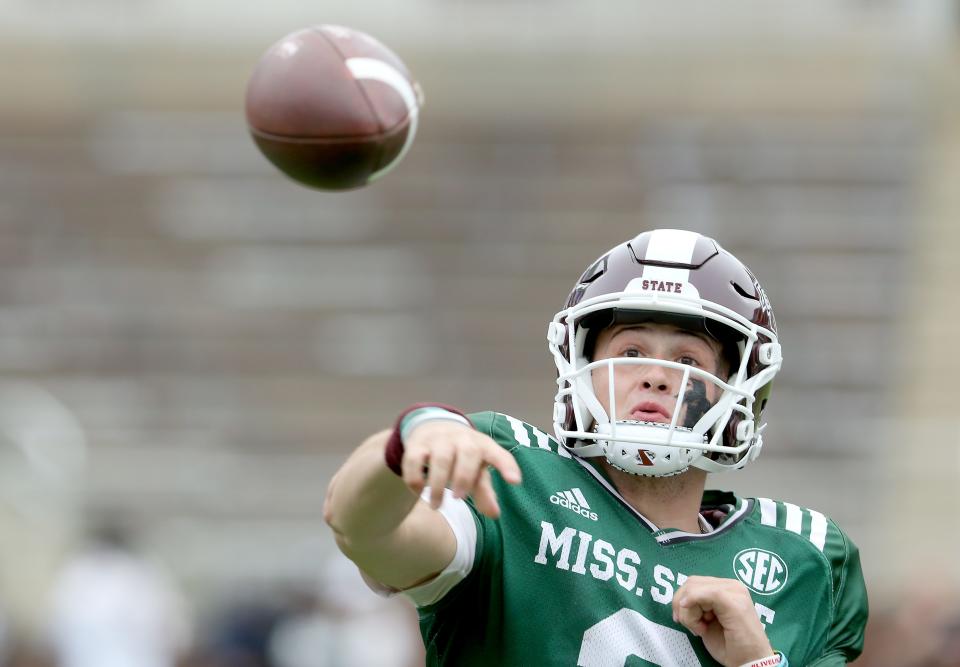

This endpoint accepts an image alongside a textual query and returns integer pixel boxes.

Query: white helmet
[548,229,782,476]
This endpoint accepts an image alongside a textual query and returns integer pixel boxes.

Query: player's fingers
[470,468,501,518]
[673,598,709,637]
[425,442,456,508]
[677,576,751,617]
[400,441,430,495]
[480,439,522,484]
[673,577,708,621]
[449,441,483,499]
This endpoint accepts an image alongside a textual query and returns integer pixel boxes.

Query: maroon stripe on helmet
[691,234,719,268]
[626,233,652,265]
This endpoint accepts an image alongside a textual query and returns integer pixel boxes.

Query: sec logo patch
[733,548,788,595]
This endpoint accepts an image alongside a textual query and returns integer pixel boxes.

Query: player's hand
[672,575,774,667]
[400,421,522,518]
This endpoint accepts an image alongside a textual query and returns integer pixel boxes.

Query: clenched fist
[672,575,774,667]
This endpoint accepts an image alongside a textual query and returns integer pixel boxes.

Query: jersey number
[578,609,701,667]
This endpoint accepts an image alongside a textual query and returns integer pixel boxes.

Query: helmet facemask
[549,292,781,477]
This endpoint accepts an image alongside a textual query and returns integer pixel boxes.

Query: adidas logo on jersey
[549,487,598,521]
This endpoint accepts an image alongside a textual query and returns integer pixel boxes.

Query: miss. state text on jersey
[534,519,778,628]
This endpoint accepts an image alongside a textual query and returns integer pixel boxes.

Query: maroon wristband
[384,403,472,476]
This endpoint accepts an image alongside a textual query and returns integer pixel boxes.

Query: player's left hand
[672,575,774,667]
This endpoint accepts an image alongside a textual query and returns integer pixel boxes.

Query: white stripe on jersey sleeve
[808,509,828,551]
[504,414,531,446]
[532,425,570,457]
[533,428,552,451]
[758,497,778,527]
[784,502,803,535]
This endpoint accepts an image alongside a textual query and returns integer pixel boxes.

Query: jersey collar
[573,455,753,545]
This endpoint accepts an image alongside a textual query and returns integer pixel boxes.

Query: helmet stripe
[643,229,701,264]
[640,229,700,285]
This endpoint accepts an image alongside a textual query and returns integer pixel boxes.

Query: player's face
[591,323,726,426]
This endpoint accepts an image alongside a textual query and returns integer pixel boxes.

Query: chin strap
[572,373,607,429]
[566,441,605,457]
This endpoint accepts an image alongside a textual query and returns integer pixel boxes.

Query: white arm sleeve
[400,489,478,607]
[361,488,478,606]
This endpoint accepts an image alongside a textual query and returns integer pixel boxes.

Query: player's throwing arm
[323,405,520,591]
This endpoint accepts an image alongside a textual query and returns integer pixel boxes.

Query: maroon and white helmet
[547,229,782,476]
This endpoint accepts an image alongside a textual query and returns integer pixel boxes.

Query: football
[245,25,423,190]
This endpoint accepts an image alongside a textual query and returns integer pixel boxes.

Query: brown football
[245,25,423,190]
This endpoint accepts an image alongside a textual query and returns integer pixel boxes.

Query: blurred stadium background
[0,0,958,665]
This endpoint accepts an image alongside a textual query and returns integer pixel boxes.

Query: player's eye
[678,355,700,367]
[621,347,642,358]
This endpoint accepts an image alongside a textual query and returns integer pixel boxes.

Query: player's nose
[637,363,678,393]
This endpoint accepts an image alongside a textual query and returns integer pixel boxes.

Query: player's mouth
[628,401,671,423]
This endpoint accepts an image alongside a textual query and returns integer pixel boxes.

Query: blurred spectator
[204,596,284,667]
[46,518,192,667]
[857,582,960,667]
[938,613,960,667]
[0,599,12,667]
[0,606,8,664]
[268,552,421,667]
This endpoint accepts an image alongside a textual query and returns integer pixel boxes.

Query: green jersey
[414,412,868,666]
